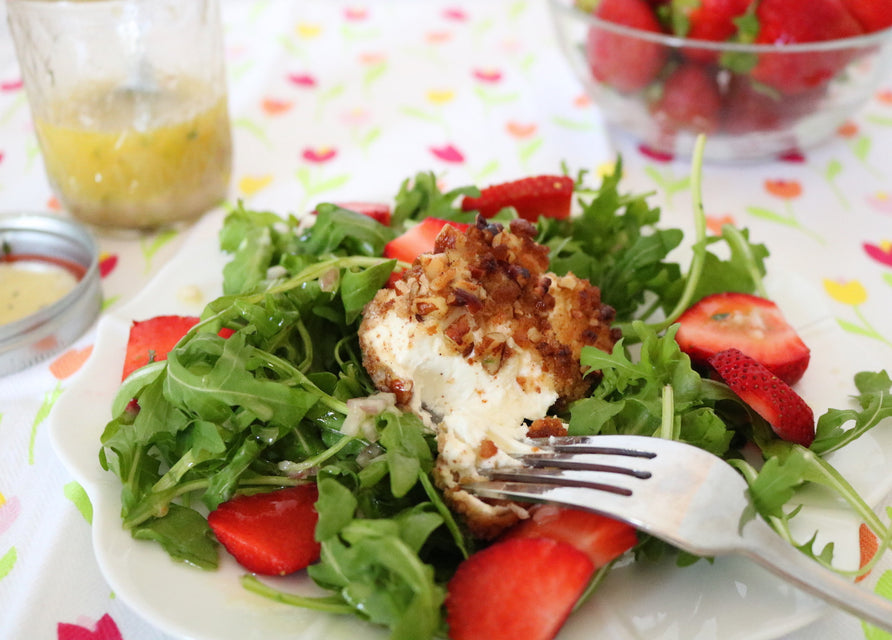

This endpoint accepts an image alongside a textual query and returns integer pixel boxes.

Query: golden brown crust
[358,215,620,538]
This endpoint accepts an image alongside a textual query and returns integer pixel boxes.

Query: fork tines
[470,436,657,499]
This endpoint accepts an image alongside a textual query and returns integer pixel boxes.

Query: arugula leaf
[812,370,892,455]
[389,171,477,228]
[539,161,683,322]
[570,322,737,457]
[131,503,219,570]
[311,478,447,640]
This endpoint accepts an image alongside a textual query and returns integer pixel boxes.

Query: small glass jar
[7,0,233,231]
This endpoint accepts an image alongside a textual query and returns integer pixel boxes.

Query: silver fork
[464,434,892,632]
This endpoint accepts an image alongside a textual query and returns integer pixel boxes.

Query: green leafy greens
[100,141,891,639]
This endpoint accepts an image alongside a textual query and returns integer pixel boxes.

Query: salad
[99,139,892,640]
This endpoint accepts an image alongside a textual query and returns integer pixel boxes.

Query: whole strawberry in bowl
[548,0,892,161]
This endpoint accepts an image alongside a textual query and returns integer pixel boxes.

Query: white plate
[49,207,892,640]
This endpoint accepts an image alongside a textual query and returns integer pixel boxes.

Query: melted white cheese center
[362,313,559,473]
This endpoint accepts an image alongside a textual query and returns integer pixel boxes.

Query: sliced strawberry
[839,0,892,32]
[708,348,815,447]
[674,292,811,385]
[207,484,321,576]
[460,175,574,222]
[383,218,470,264]
[122,315,200,380]
[584,0,668,94]
[445,537,594,640]
[122,315,234,380]
[751,0,864,95]
[650,62,722,134]
[500,505,637,568]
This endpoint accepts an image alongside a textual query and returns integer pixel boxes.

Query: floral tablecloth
[1,1,891,639]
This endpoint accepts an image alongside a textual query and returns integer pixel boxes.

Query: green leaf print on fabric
[745,205,825,245]
[64,482,93,524]
[824,159,850,210]
[0,547,16,581]
[234,117,273,149]
[141,228,179,274]
[645,165,690,207]
[29,382,63,465]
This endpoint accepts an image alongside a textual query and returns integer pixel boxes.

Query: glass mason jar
[7,0,233,231]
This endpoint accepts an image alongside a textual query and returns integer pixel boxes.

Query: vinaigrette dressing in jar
[8,0,232,232]
[34,78,232,229]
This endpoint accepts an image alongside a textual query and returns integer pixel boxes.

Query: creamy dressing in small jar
[0,257,83,325]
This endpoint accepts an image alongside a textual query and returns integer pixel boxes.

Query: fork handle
[743,519,892,632]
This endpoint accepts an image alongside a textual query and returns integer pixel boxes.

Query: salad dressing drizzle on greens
[100,137,892,638]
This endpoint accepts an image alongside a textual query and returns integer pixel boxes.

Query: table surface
[2,1,892,639]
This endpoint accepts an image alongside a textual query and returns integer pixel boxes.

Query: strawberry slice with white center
[460,175,574,222]
[445,536,594,640]
[675,292,811,385]
[708,348,815,447]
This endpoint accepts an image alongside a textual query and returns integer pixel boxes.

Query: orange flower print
[573,93,592,108]
[764,178,802,200]
[425,30,452,44]
[261,98,293,116]
[706,214,736,236]
[358,52,386,66]
[877,88,892,104]
[506,121,537,139]
[837,120,859,138]
[49,346,93,380]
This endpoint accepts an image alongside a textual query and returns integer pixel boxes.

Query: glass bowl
[548,0,892,162]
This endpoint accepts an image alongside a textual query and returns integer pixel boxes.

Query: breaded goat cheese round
[358,216,620,538]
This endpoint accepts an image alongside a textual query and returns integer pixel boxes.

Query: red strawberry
[584,0,668,93]
[674,0,754,63]
[675,292,811,385]
[122,315,200,380]
[721,76,827,135]
[750,0,864,95]
[207,484,321,576]
[707,348,815,447]
[383,218,470,264]
[500,505,637,568]
[839,0,892,32]
[460,175,575,222]
[445,537,594,640]
[122,315,234,380]
[650,63,722,134]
